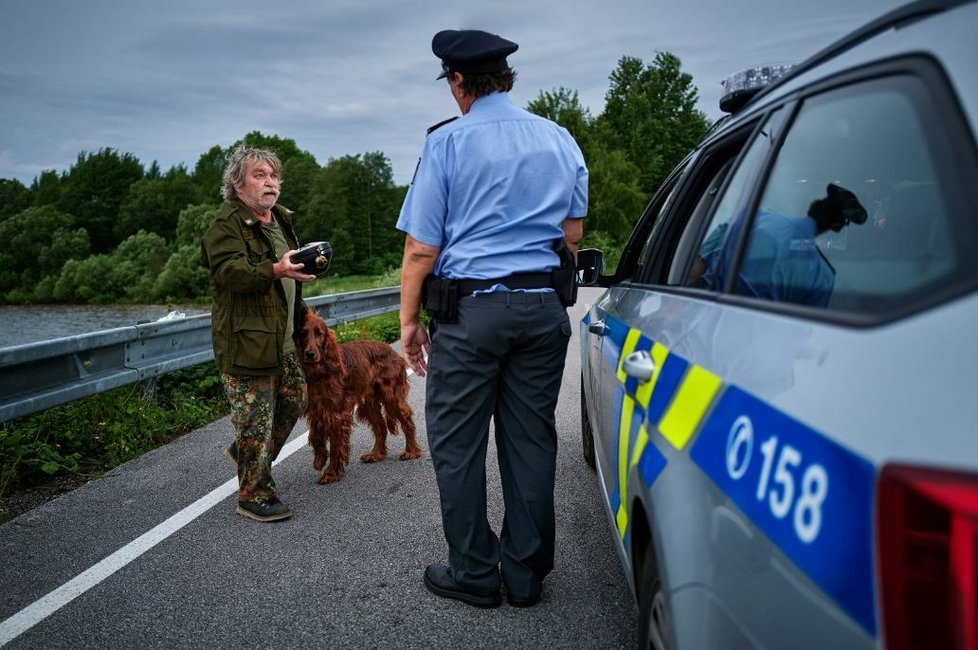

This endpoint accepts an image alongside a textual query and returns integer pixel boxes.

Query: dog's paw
[359,451,386,463]
[399,449,423,461]
[317,468,344,484]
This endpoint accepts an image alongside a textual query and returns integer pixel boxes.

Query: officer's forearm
[561,217,584,260]
[400,235,440,324]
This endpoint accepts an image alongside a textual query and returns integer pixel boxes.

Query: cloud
[0,0,901,187]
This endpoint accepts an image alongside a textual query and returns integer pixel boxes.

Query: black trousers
[425,291,571,600]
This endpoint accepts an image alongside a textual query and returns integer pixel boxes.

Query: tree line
[0,52,710,305]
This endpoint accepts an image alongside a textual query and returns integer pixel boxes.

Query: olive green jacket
[201,199,307,376]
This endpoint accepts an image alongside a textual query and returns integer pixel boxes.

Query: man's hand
[401,321,430,376]
[274,249,317,282]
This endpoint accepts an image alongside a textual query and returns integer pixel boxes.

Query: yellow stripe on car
[658,365,723,451]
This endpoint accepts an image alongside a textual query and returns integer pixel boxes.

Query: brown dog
[297,308,422,483]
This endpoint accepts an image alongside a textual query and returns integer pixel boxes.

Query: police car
[577,1,978,647]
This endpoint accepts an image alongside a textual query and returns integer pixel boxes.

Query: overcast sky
[1,0,900,189]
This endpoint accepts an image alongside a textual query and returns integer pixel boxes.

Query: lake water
[0,304,212,348]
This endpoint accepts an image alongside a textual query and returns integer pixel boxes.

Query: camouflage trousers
[222,352,307,503]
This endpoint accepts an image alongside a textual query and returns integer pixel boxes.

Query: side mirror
[576,248,604,286]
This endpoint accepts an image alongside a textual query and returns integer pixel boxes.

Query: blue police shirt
[703,209,834,307]
[396,92,588,281]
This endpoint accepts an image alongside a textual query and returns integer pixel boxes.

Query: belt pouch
[422,276,459,323]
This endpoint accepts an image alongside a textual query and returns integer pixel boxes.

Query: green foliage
[584,144,648,238]
[301,152,402,276]
[54,255,120,303]
[154,244,211,300]
[334,310,401,344]
[191,145,227,204]
[0,205,91,303]
[30,170,64,207]
[115,168,196,242]
[302,270,400,297]
[175,203,219,247]
[0,363,228,508]
[600,52,710,196]
[57,148,145,253]
[53,231,171,303]
[0,178,31,219]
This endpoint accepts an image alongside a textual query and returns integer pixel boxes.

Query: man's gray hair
[221,146,283,201]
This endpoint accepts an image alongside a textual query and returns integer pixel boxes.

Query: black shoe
[225,442,238,467]
[423,563,501,609]
[236,498,291,522]
[506,591,541,608]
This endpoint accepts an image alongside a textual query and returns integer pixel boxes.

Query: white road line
[0,434,308,647]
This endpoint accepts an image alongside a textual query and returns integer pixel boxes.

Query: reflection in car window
[735,76,956,313]
[686,108,787,289]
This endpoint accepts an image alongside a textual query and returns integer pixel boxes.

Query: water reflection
[0,304,211,348]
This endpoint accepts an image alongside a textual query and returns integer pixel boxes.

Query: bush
[0,362,227,507]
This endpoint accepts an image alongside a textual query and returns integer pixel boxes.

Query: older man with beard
[201,145,315,522]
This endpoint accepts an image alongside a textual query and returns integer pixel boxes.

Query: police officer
[397,29,588,608]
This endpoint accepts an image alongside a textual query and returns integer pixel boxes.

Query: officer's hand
[401,322,430,376]
[274,249,317,282]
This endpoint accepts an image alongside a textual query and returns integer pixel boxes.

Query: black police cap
[432,29,518,79]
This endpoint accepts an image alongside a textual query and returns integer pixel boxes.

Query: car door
[582,163,692,539]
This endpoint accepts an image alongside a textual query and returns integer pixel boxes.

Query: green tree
[151,203,219,301]
[191,145,226,204]
[302,153,402,275]
[30,170,64,207]
[175,203,219,247]
[113,231,172,301]
[599,52,709,195]
[0,179,31,220]
[585,144,647,240]
[115,167,196,242]
[0,205,90,302]
[52,231,171,303]
[56,148,144,253]
[154,244,211,301]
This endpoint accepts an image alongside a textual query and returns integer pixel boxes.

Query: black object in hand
[290,241,332,277]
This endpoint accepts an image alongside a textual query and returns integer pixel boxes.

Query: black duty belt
[456,272,552,295]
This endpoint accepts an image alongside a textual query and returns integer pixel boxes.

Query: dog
[297,308,422,484]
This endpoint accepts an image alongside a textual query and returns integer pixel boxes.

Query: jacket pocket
[232,317,279,369]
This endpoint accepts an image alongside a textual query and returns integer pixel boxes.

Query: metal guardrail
[0,287,401,423]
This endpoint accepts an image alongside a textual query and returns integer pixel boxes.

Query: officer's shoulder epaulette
[427,116,459,135]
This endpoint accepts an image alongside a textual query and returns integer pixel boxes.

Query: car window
[734,75,964,313]
[633,169,685,277]
[685,108,788,290]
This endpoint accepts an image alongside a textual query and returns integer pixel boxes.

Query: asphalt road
[0,288,636,649]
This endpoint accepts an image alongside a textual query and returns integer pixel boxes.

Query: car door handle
[588,320,606,336]
[622,350,655,382]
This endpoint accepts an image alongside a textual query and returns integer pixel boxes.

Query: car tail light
[877,464,978,650]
